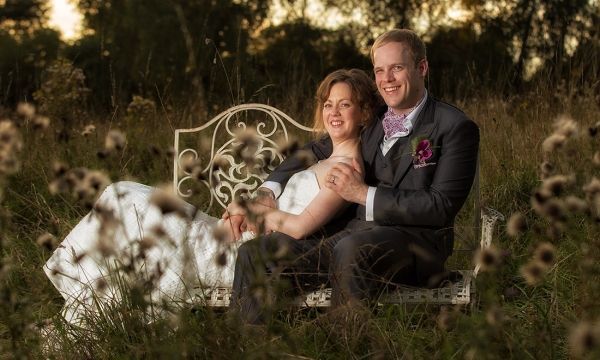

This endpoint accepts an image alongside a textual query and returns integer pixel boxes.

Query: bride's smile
[323,82,362,144]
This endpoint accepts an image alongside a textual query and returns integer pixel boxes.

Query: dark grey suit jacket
[266,95,480,259]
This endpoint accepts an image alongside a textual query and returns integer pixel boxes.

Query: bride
[44,69,379,325]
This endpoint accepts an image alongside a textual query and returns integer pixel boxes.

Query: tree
[66,0,273,115]
[0,0,61,106]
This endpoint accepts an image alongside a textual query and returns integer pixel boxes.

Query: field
[1,61,600,359]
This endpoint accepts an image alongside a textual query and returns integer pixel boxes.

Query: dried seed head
[215,252,228,267]
[593,151,600,165]
[542,174,574,197]
[16,103,35,118]
[588,122,600,137]
[569,322,599,359]
[36,233,57,251]
[542,134,567,152]
[151,224,167,238]
[583,177,600,200]
[565,196,589,214]
[547,223,563,241]
[507,212,528,236]
[180,156,198,174]
[436,309,455,331]
[212,226,229,244]
[139,237,157,251]
[150,191,189,219]
[78,170,111,200]
[554,116,579,138]
[540,161,556,179]
[81,124,96,136]
[475,247,500,272]
[520,260,546,285]
[52,161,68,179]
[278,139,301,158]
[95,278,108,292]
[535,243,557,267]
[486,305,505,327]
[33,115,50,130]
[49,178,71,195]
[539,198,566,222]
[296,149,317,168]
[105,129,126,152]
[165,146,175,158]
[212,155,229,171]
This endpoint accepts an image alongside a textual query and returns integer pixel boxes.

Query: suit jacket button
[382,164,387,168]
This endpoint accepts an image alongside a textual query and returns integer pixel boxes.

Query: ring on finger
[332,176,336,185]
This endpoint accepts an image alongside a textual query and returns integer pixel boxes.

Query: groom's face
[373,41,428,114]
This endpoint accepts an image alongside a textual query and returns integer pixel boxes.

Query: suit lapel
[391,98,439,185]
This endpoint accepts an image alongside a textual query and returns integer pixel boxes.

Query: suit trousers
[230,219,450,324]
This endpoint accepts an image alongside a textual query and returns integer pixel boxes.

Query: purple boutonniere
[396,136,438,168]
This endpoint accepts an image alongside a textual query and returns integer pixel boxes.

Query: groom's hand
[325,158,368,205]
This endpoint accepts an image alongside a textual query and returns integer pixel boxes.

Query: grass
[1,62,600,359]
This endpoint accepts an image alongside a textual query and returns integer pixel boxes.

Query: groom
[227,29,480,323]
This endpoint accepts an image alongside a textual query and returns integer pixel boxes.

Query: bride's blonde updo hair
[312,69,379,139]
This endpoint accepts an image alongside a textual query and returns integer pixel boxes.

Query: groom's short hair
[370,29,427,68]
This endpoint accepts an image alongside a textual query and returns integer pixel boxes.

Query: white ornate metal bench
[173,103,504,307]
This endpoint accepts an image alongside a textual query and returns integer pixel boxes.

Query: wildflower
[475,246,500,272]
[569,322,599,359]
[542,134,566,152]
[16,102,35,118]
[505,288,518,298]
[33,115,50,130]
[37,233,57,250]
[105,129,126,152]
[520,260,546,285]
[506,212,527,236]
[535,243,557,267]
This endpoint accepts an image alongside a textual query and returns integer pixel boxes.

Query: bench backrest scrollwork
[173,104,312,213]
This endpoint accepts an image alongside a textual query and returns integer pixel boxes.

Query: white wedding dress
[44,170,320,325]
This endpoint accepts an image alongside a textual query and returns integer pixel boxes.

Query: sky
[48,0,82,40]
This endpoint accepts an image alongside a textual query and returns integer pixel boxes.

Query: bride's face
[322,82,363,142]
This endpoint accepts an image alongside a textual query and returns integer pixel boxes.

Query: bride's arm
[236,187,349,240]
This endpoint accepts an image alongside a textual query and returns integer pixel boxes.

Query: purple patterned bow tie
[382,108,410,140]
[381,94,426,140]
